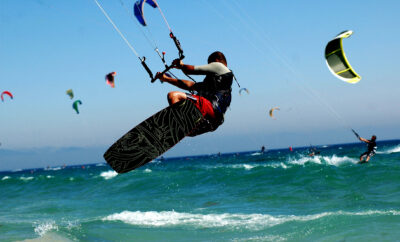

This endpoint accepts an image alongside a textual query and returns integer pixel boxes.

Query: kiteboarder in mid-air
[358,135,377,163]
[156,51,235,136]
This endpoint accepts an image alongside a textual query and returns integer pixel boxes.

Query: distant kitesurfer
[358,135,377,163]
[261,145,265,153]
[156,51,235,136]
[308,146,320,157]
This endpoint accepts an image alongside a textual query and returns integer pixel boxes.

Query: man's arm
[359,137,369,143]
[156,73,196,91]
[172,59,229,76]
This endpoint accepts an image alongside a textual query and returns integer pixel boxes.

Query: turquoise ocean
[1,140,400,241]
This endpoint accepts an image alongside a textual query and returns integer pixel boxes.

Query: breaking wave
[103,210,400,230]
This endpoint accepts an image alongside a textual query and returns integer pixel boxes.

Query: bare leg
[359,151,368,163]
[365,156,371,162]
[167,91,187,105]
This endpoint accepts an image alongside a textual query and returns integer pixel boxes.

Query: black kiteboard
[104,100,203,173]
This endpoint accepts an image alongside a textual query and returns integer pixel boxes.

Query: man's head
[208,51,227,66]
[371,135,377,141]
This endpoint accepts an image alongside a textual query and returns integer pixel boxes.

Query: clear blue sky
[1,0,399,159]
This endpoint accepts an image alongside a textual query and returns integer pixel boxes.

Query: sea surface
[1,140,400,241]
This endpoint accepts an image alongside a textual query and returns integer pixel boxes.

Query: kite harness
[187,72,235,136]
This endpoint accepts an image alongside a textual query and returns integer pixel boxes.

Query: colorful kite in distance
[1,91,13,102]
[269,107,280,119]
[239,88,249,95]
[106,72,116,88]
[72,100,82,114]
[66,89,74,99]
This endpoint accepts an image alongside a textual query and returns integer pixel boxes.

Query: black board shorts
[361,150,376,158]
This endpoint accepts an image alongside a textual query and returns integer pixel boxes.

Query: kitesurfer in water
[308,146,320,157]
[156,51,234,136]
[358,135,377,163]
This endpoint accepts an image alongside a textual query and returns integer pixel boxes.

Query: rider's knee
[167,91,175,102]
[168,91,181,105]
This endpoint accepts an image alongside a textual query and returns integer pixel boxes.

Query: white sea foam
[2,176,11,180]
[46,175,54,179]
[65,220,80,231]
[103,210,400,230]
[34,221,58,237]
[203,155,356,171]
[250,152,262,156]
[288,155,357,166]
[288,156,322,166]
[96,163,106,166]
[103,210,288,229]
[322,155,358,165]
[45,167,62,171]
[241,162,288,170]
[346,210,400,216]
[144,168,152,173]
[376,144,400,154]
[204,162,289,170]
[243,164,255,170]
[233,235,286,242]
[100,170,118,180]
[388,145,400,153]
[267,162,288,169]
[229,164,255,170]
[20,176,34,181]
